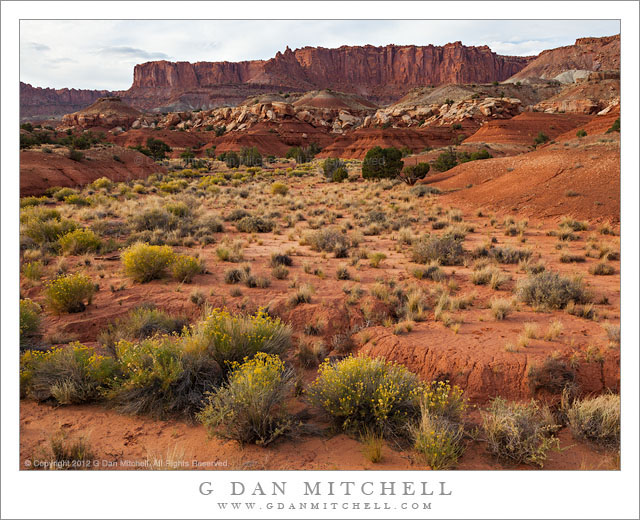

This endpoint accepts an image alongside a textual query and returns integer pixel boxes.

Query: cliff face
[508,34,620,81]
[20,82,113,120]
[22,42,533,119]
[125,43,532,109]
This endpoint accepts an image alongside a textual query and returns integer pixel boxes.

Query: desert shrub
[216,241,244,262]
[411,185,441,197]
[412,411,465,470]
[236,215,275,233]
[22,261,44,281]
[107,337,221,419]
[184,308,291,370]
[432,148,458,172]
[44,429,95,470]
[368,252,387,268]
[20,196,48,208]
[304,227,351,257]
[533,131,549,146]
[559,217,588,232]
[567,393,620,448]
[270,181,288,196]
[307,355,421,435]
[411,235,464,265]
[605,118,620,133]
[488,246,531,264]
[198,353,293,446]
[68,149,84,162]
[20,344,117,403]
[490,298,513,320]
[288,284,314,306]
[239,146,262,167]
[218,150,240,168]
[97,304,188,356]
[58,228,102,255]
[20,298,42,347]
[272,265,289,279]
[270,252,292,267]
[224,267,244,284]
[399,162,430,185]
[471,265,510,289]
[45,273,96,313]
[322,157,346,181]
[516,271,589,310]
[576,129,587,138]
[198,215,224,233]
[171,254,204,283]
[361,146,404,180]
[21,209,77,245]
[91,177,113,190]
[121,242,176,283]
[131,208,177,232]
[528,357,576,395]
[412,261,445,282]
[589,262,615,275]
[482,398,558,467]
[225,208,250,221]
[421,380,467,422]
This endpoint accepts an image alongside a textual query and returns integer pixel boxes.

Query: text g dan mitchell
[199,480,452,497]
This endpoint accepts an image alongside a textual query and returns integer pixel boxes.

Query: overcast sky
[20,19,620,91]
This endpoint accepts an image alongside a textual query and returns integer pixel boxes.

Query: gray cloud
[19,20,620,90]
[96,46,170,60]
[27,42,50,52]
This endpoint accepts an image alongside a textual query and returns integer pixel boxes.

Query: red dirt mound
[61,97,141,130]
[318,127,469,160]
[107,128,207,156]
[20,146,165,196]
[358,322,619,403]
[211,121,334,156]
[556,105,620,140]
[464,112,593,145]
[429,135,620,221]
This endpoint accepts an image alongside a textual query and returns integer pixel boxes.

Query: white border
[2,3,638,519]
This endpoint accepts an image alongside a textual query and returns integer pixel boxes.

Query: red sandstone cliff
[508,34,620,81]
[126,43,532,109]
[20,82,113,120]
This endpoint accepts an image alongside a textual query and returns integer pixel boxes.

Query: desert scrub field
[19,157,620,469]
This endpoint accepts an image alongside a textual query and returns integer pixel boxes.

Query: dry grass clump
[516,271,589,310]
[603,323,620,347]
[236,215,275,233]
[589,262,615,275]
[471,265,510,289]
[488,246,532,264]
[302,227,353,257]
[411,235,464,266]
[482,398,558,467]
[216,240,244,262]
[566,393,620,449]
[296,338,327,369]
[490,298,513,320]
[288,283,314,306]
[360,429,384,463]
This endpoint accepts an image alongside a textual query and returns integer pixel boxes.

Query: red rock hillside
[20,82,112,120]
[507,34,620,82]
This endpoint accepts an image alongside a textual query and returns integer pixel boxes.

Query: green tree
[180,148,195,166]
[239,146,262,167]
[432,148,458,172]
[361,146,404,180]
[399,162,430,185]
[146,138,172,160]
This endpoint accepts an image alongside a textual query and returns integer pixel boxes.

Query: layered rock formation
[61,97,141,130]
[20,82,112,120]
[507,34,620,82]
[123,42,532,109]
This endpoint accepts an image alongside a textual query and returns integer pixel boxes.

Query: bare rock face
[507,34,620,82]
[124,42,531,109]
[60,97,142,130]
[20,82,112,120]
